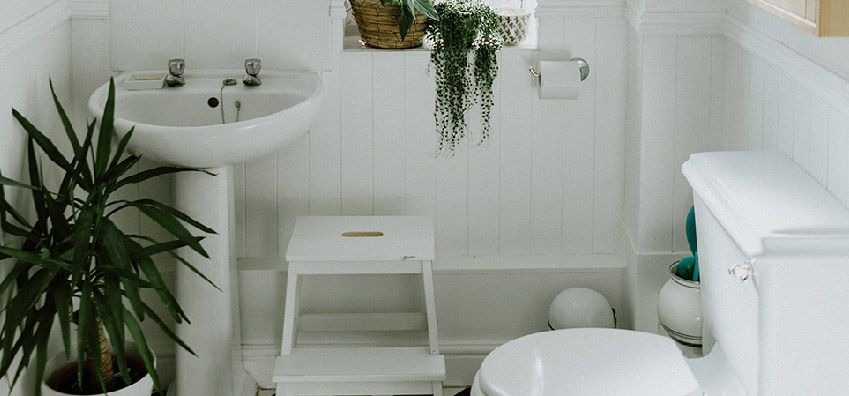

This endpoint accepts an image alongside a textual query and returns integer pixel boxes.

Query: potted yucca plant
[0,78,216,396]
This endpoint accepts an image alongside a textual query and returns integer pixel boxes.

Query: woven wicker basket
[349,0,429,49]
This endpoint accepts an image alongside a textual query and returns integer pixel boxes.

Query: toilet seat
[476,328,701,396]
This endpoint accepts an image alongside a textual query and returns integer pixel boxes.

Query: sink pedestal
[170,166,250,396]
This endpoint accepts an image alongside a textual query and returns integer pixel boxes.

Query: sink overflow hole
[341,231,384,237]
[207,97,220,108]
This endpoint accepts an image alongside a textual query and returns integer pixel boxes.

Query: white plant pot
[495,6,531,45]
[657,261,703,347]
[42,342,154,396]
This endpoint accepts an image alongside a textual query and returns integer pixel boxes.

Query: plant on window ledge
[349,0,438,49]
[426,0,502,155]
[0,79,216,396]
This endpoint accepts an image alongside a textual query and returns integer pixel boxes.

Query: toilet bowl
[472,152,849,396]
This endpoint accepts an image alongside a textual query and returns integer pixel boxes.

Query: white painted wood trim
[237,254,626,273]
[625,2,724,35]
[70,0,108,19]
[723,13,849,114]
[536,0,624,17]
[0,0,69,60]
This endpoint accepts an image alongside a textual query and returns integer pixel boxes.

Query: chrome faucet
[166,58,185,87]
[243,58,262,87]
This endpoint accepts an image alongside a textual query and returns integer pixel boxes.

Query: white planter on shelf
[42,342,154,396]
[657,261,703,347]
[495,6,531,44]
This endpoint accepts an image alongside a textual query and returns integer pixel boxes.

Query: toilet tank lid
[682,151,849,258]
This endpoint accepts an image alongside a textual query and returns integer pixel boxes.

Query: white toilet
[472,151,849,395]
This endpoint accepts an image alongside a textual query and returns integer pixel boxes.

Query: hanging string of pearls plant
[425,0,502,156]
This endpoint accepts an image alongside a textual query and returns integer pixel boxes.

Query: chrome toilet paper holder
[528,57,590,84]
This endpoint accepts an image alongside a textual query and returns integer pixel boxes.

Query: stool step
[299,312,427,332]
[273,347,445,383]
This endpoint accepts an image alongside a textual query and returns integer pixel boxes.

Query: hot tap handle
[245,58,262,77]
[168,58,185,76]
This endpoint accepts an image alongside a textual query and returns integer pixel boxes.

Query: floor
[256,387,469,396]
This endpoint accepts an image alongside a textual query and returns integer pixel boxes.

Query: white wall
[0,1,73,394]
[722,1,849,206]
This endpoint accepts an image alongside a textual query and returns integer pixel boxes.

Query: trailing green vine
[426,0,502,155]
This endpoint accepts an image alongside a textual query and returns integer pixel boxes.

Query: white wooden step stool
[273,216,444,396]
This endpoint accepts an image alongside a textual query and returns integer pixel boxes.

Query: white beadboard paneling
[536,15,564,51]
[672,35,712,253]
[531,95,564,255]
[792,82,812,172]
[257,0,330,71]
[308,17,343,216]
[637,35,676,252]
[467,54,502,257]
[592,17,626,254]
[747,56,764,150]
[183,0,256,69]
[436,149,469,257]
[708,35,726,152]
[498,50,533,256]
[278,134,310,258]
[777,72,794,157]
[404,51,437,217]
[110,0,183,70]
[245,153,277,257]
[827,108,848,205]
[372,52,406,216]
[340,51,374,215]
[809,96,830,187]
[761,64,779,152]
[562,17,596,254]
[724,42,749,151]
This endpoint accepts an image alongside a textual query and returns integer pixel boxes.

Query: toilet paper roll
[538,60,581,100]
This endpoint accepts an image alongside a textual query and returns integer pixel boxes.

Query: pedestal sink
[88,70,322,396]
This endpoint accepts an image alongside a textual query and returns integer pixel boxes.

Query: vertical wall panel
[561,17,596,254]
[372,52,406,216]
[257,0,330,71]
[592,17,626,253]
[748,57,765,150]
[827,108,848,205]
[637,35,677,252]
[809,96,830,186]
[672,36,712,253]
[245,153,277,257]
[436,149,469,257]
[340,51,374,215]
[467,53,502,257]
[278,135,310,258]
[777,72,795,157]
[708,35,726,152]
[499,50,534,256]
[531,15,566,255]
[110,0,183,70]
[723,43,749,151]
[762,65,779,152]
[792,83,812,172]
[309,16,343,216]
[404,51,437,217]
[183,0,256,69]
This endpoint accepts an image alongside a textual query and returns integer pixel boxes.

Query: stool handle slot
[341,231,385,237]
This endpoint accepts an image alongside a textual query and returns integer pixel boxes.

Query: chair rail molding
[625,2,724,35]
[723,12,849,112]
[71,0,108,19]
[536,0,625,17]
[0,0,70,59]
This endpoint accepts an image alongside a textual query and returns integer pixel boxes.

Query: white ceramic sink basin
[88,70,322,168]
